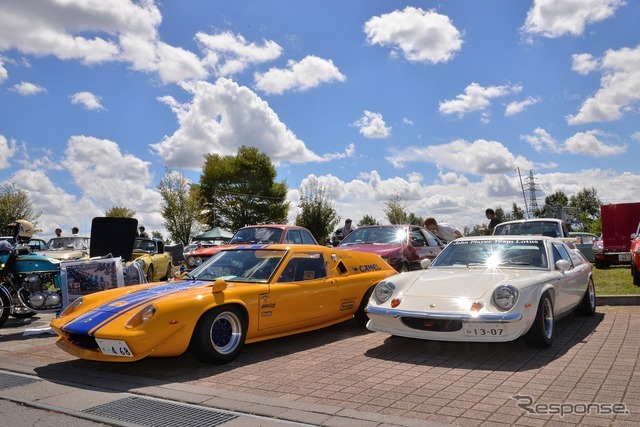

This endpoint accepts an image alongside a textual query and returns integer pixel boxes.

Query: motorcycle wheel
[0,291,10,328]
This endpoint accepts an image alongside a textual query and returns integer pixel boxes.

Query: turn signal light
[391,298,401,308]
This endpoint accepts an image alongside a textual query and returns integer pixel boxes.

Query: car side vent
[337,261,348,274]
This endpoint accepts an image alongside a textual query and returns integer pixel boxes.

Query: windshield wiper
[184,272,196,281]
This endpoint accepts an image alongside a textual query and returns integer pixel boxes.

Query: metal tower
[525,170,539,214]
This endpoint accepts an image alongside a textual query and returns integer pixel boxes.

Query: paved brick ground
[1,305,638,426]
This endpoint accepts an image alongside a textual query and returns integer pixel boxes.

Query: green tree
[541,190,569,218]
[158,170,203,245]
[105,206,136,218]
[569,187,602,233]
[358,215,380,226]
[383,194,408,224]
[0,183,41,233]
[509,202,525,220]
[294,181,338,244]
[200,146,289,231]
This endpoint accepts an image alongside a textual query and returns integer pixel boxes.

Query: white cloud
[0,57,7,83]
[439,82,522,118]
[564,130,627,156]
[632,131,640,141]
[254,55,346,95]
[364,7,463,64]
[572,53,599,75]
[70,91,106,111]
[522,0,625,39]
[385,138,534,175]
[0,1,207,85]
[521,128,561,153]
[197,31,283,77]
[0,135,17,169]
[351,111,391,139]
[12,81,46,95]
[152,78,323,170]
[505,96,541,116]
[568,45,640,125]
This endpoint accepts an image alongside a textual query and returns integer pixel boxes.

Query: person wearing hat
[340,219,356,237]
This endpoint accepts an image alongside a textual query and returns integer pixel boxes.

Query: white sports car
[365,236,596,347]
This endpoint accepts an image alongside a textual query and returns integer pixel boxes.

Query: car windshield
[190,248,286,282]
[133,239,156,252]
[45,237,90,250]
[229,227,284,244]
[494,221,561,238]
[340,226,406,245]
[431,239,548,269]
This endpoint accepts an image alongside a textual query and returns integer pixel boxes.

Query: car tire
[146,265,154,283]
[633,264,640,286]
[354,286,374,327]
[0,289,10,328]
[524,291,554,348]
[162,263,172,281]
[190,306,247,364]
[576,279,596,316]
[594,259,608,269]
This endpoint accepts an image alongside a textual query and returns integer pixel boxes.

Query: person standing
[138,226,149,238]
[71,227,79,236]
[54,228,62,237]
[341,219,355,237]
[424,217,463,243]
[485,208,501,235]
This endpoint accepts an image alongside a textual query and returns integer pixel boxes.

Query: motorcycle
[0,242,63,328]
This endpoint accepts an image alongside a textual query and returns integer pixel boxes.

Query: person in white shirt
[424,217,463,243]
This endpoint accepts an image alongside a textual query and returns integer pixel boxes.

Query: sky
[1,0,639,240]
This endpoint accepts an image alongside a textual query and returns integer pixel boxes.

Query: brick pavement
[0,305,638,426]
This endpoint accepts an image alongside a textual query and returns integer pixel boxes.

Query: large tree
[158,170,203,245]
[295,180,338,244]
[358,215,380,226]
[383,194,408,224]
[569,187,602,233]
[0,182,41,234]
[105,206,136,218]
[200,146,289,231]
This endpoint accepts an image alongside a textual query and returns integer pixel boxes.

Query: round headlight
[493,285,519,311]
[373,281,395,304]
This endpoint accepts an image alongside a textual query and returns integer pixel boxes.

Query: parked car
[50,244,398,364]
[630,222,640,286]
[569,232,599,263]
[0,236,47,252]
[39,236,91,260]
[129,237,173,282]
[184,225,318,271]
[493,218,571,239]
[595,202,640,269]
[337,224,444,272]
[366,236,596,348]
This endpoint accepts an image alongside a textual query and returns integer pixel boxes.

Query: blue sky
[1,0,638,239]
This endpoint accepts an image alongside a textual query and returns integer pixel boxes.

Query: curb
[597,295,640,305]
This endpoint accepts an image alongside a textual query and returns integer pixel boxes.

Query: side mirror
[420,258,432,269]
[555,259,571,272]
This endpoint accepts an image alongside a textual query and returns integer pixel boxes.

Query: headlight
[126,304,157,329]
[58,297,83,318]
[373,281,395,303]
[186,256,202,267]
[492,285,518,311]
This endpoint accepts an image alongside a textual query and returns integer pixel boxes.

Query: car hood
[38,249,87,260]
[339,243,404,257]
[400,268,546,300]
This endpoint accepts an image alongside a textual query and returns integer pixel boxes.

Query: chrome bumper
[366,305,522,323]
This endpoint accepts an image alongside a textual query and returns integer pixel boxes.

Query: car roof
[238,224,308,230]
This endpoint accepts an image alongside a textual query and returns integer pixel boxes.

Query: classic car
[569,232,599,263]
[0,236,47,252]
[184,224,318,271]
[366,236,596,348]
[337,225,444,272]
[39,236,91,260]
[50,244,397,364]
[631,222,640,286]
[130,237,173,282]
[493,218,572,239]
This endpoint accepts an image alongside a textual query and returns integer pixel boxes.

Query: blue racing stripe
[61,280,207,336]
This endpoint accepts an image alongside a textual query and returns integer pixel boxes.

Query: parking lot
[0,304,638,426]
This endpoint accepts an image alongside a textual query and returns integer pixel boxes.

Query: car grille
[67,333,100,350]
[401,317,463,332]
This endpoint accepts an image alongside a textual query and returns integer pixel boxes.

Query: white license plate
[619,253,631,262]
[95,338,134,357]
[464,325,505,336]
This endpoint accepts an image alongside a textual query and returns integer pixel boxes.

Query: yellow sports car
[50,244,397,364]
[129,237,173,282]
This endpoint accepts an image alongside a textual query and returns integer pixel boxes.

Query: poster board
[60,257,124,308]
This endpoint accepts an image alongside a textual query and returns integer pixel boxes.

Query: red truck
[593,202,640,269]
